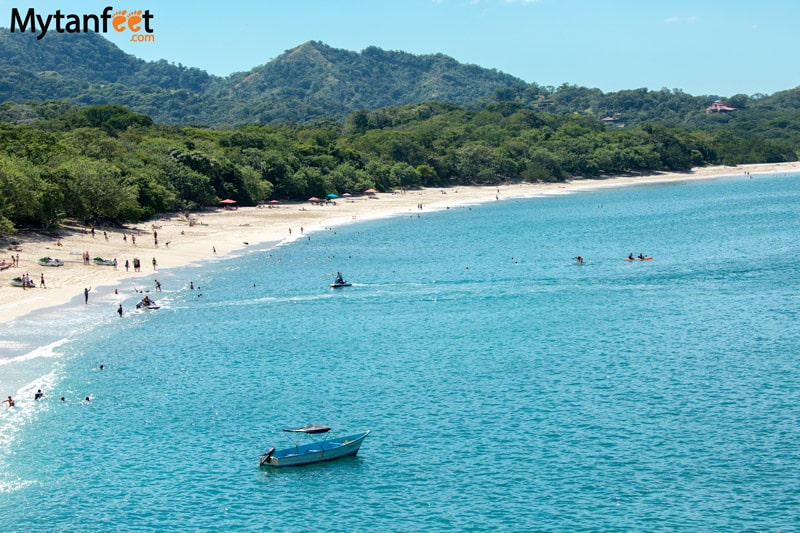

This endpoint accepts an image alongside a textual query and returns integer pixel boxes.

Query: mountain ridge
[1,29,799,130]
[0,31,523,125]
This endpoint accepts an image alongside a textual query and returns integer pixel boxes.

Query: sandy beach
[0,162,797,325]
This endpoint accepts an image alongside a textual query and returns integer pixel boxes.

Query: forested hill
[0,31,522,125]
[3,27,800,137]
[216,42,523,124]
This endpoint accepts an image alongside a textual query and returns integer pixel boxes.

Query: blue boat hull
[260,431,370,467]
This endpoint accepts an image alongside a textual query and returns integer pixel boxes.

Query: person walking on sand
[40,273,46,288]
[152,257,158,270]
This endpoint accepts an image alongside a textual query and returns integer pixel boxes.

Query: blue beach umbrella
[327,193,339,198]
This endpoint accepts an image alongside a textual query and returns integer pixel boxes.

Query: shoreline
[1,161,797,327]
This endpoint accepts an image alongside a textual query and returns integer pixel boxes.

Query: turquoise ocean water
[1,174,799,531]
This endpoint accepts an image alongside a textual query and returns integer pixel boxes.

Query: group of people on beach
[2,254,20,267]
[18,272,38,289]
[128,258,142,272]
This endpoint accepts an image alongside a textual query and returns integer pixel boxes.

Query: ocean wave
[0,339,70,367]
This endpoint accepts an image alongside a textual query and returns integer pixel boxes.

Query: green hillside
[0,31,522,126]
[1,29,799,234]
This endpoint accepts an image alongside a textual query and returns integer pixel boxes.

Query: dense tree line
[0,101,795,233]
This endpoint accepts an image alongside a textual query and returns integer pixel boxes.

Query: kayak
[624,257,653,261]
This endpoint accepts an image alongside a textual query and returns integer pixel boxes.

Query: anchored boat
[259,425,370,468]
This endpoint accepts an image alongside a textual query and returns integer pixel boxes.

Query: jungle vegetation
[1,31,798,232]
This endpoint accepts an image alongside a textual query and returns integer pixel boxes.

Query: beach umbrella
[308,197,321,202]
[219,199,237,204]
[269,199,280,204]
[342,193,352,197]
[364,188,377,194]
[327,193,339,198]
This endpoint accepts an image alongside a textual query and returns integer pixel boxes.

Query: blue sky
[6,0,800,96]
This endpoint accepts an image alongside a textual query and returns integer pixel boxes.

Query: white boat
[259,425,370,468]
[93,257,116,266]
[38,257,64,267]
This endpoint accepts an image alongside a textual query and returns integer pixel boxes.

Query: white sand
[1,162,797,325]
